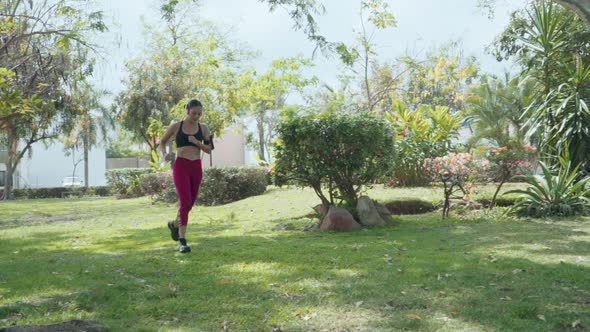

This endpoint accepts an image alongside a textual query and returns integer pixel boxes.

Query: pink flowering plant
[424,152,483,218]
[485,143,537,208]
[139,171,176,203]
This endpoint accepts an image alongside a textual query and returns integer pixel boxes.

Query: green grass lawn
[0,185,588,331]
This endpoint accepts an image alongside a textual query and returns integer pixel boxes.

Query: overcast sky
[93,0,528,102]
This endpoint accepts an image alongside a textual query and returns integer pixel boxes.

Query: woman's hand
[188,136,201,147]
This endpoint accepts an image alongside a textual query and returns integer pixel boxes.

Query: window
[0,171,5,187]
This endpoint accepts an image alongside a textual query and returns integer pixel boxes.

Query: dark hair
[185,99,203,110]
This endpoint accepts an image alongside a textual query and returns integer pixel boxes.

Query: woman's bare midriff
[176,146,201,161]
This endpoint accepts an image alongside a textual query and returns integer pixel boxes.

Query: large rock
[319,206,362,231]
[312,203,329,220]
[357,196,386,226]
[372,200,391,220]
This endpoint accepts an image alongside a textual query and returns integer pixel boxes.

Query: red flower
[401,129,407,137]
[377,153,382,159]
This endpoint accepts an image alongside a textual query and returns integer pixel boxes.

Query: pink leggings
[173,157,203,226]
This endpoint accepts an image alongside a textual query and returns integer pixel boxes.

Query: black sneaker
[167,221,179,241]
[178,244,191,253]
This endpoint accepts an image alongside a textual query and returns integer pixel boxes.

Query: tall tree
[239,56,316,162]
[116,0,249,161]
[335,0,399,112]
[62,80,112,188]
[0,0,106,199]
[398,42,479,113]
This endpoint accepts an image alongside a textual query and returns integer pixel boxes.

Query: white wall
[201,127,245,168]
[18,140,107,188]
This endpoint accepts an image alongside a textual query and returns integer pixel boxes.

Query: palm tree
[466,73,534,148]
[63,82,114,188]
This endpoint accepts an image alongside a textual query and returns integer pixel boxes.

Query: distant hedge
[12,186,112,199]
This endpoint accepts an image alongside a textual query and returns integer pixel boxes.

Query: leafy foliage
[385,101,462,186]
[424,153,482,218]
[506,151,590,217]
[493,1,590,166]
[274,112,395,208]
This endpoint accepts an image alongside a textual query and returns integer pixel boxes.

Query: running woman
[159,99,213,253]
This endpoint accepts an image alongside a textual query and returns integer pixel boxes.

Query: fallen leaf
[537,314,546,321]
[572,320,581,328]
[222,320,229,331]
[512,269,525,274]
[355,301,363,307]
[407,314,422,320]
[500,296,512,301]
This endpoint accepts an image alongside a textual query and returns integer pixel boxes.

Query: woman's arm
[199,124,214,154]
[159,123,178,160]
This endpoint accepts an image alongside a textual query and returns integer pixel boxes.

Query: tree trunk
[489,179,506,209]
[257,112,266,162]
[83,133,89,188]
[3,126,17,200]
[363,38,373,112]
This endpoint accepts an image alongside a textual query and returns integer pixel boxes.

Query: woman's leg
[179,160,202,240]
[173,158,193,229]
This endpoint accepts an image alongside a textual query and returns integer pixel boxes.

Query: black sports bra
[175,121,203,148]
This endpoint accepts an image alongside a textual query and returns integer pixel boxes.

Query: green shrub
[91,186,112,197]
[274,112,396,208]
[138,172,176,203]
[199,167,268,206]
[386,102,462,186]
[148,167,268,206]
[105,168,154,198]
[391,139,445,186]
[384,199,436,215]
[11,186,112,199]
[506,155,590,217]
[475,196,519,207]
